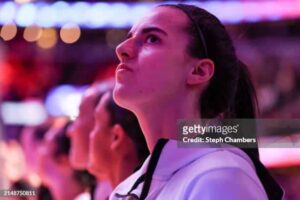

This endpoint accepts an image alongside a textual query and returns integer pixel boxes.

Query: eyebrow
[127,27,168,38]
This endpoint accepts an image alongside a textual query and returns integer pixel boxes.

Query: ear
[187,59,214,85]
[110,124,126,151]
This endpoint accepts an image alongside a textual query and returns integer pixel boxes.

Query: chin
[87,162,100,177]
[113,83,135,111]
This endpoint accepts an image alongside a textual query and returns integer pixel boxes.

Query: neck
[134,95,200,152]
[109,154,139,188]
[94,180,112,200]
[49,172,83,200]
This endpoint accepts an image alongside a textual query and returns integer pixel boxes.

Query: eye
[145,34,160,44]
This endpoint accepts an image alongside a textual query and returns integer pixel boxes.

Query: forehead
[130,6,189,35]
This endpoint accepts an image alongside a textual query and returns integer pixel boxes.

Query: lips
[116,63,133,72]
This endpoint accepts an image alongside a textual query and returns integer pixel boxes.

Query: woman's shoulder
[163,166,268,200]
[170,148,260,184]
[159,148,268,199]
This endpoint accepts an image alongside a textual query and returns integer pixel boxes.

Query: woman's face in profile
[114,7,197,109]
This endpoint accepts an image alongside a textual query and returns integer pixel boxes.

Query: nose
[115,38,136,62]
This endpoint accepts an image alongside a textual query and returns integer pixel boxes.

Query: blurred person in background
[88,89,149,189]
[0,121,52,200]
[38,117,94,200]
[0,121,53,200]
[20,121,53,188]
[67,80,114,200]
[0,99,6,189]
[20,121,54,200]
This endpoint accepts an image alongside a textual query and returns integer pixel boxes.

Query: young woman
[112,4,284,200]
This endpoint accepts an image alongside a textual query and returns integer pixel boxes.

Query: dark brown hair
[162,4,258,119]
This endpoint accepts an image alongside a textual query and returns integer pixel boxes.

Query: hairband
[173,4,209,58]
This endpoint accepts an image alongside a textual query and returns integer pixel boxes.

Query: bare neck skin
[94,180,112,200]
[135,94,200,153]
[109,151,139,188]
[49,170,83,200]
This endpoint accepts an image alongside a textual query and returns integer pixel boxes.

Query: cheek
[90,139,109,170]
[96,129,111,156]
[74,123,90,142]
[114,49,187,106]
[137,54,185,93]
[80,118,93,133]
[71,124,82,140]
[89,132,98,155]
[144,48,185,73]
[90,129,105,154]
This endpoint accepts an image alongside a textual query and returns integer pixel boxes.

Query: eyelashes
[119,33,162,48]
[144,34,161,44]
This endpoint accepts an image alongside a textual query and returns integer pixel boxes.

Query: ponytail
[233,60,258,118]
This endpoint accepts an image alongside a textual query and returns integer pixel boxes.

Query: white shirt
[74,192,91,200]
[109,140,268,200]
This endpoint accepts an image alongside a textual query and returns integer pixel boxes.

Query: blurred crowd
[235,38,300,118]
[0,79,150,200]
